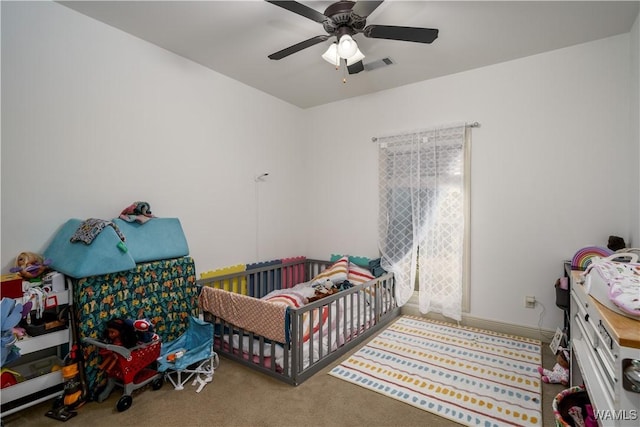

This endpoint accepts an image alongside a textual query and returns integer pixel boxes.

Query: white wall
[2,2,637,334]
[303,33,635,332]
[630,13,640,247]
[1,1,306,272]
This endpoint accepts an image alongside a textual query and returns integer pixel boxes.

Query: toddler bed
[197,256,399,385]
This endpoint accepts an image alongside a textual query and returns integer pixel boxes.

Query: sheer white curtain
[377,123,467,321]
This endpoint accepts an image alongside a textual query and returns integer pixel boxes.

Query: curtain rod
[371,121,480,142]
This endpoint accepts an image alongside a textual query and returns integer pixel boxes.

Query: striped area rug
[329,315,542,426]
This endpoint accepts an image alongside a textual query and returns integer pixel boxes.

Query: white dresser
[570,270,640,426]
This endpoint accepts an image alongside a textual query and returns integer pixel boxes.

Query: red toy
[83,318,163,412]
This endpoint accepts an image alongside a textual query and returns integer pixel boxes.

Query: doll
[98,318,138,375]
[103,318,138,348]
[538,347,570,385]
[10,252,51,280]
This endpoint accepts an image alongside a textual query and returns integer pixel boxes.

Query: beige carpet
[3,332,565,427]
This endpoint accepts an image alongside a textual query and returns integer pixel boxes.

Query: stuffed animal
[132,319,157,343]
[538,348,570,385]
[308,279,340,302]
[10,252,51,280]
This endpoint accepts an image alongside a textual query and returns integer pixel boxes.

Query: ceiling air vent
[364,57,394,72]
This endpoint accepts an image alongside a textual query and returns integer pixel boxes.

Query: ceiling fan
[265,0,439,75]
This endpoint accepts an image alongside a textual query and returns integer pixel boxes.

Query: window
[377,124,470,320]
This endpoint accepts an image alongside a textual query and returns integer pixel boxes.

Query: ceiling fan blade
[265,1,328,24]
[363,25,439,44]
[351,1,385,18]
[268,35,330,60]
[347,60,365,75]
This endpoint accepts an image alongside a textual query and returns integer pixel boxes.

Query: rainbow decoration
[571,246,614,271]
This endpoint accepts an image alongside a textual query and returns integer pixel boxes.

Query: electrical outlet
[525,296,536,309]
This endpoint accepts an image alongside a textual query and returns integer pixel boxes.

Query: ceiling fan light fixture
[321,43,340,67]
[337,34,358,59]
[345,48,365,66]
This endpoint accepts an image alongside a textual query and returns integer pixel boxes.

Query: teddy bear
[538,348,570,385]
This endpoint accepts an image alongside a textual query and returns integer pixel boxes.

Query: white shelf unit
[1,286,71,419]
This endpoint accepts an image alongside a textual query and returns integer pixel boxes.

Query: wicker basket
[552,385,592,426]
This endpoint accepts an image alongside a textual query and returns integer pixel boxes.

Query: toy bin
[7,355,64,381]
[552,385,595,427]
[1,356,65,404]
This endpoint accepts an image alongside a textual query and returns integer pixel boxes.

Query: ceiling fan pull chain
[342,59,348,83]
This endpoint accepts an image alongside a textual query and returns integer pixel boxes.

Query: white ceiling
[58,1,639,109]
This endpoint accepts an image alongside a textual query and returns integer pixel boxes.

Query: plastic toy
[83,317,163,411]
[1,367,23,388]
[45,302,88,422]
[97,318,140,379]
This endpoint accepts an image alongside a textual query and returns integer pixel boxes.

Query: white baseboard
[400,303,555,343]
